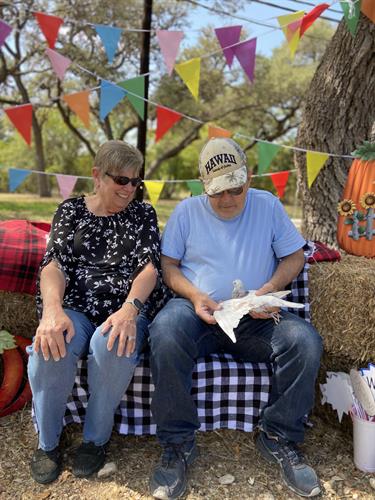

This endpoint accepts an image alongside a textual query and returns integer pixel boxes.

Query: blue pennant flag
[99,80,127,121]
[9,168,31,192]
[94,24,123,64]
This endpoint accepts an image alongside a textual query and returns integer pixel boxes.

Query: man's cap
[198,137,248,196]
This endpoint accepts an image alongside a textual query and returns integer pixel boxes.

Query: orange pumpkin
[337,142,375,258]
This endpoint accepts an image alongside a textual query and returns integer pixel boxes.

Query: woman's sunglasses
[106,172,143,187]
[207,186,244,198]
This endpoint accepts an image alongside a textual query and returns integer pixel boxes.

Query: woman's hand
[34,307,75,361]
[191,292,221,325]
[101,306,138,357]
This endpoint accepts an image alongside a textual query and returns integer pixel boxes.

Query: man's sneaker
[255,431,321,498]
[30,447,62,484]
[72,442,106,477]
[150,440,199,499]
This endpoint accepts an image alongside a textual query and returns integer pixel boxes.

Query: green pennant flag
[340,1,361,36]
[186,180,203,196]
[118,76,145,119]
[257,142,280,175]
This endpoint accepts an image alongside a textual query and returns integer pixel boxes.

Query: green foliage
[0,330,16,354]
[352,141,375,161]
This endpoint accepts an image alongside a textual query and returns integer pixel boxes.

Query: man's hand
[191,293,221,324]
[101,306,137,357]
[250,282,280,320]
[34,307,75,361]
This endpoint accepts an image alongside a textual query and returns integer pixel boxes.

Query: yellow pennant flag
[306,151,329,188]
[144,181,165,206]
[174,57,201,101]
[208,125,232,139]
[277,11,304,59]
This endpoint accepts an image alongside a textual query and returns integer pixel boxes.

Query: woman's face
[93,165,141,213]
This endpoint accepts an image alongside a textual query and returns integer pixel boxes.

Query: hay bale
[309,254,375,365]
[0,291,38,338]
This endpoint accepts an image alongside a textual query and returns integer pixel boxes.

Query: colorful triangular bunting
[306,151,328,188]
[174,57,201,101]
[155,106,182,142]
[118,76,145,119]
[278,11,304,59]
[99,80,126,121]
[214,25,242,68]
[55,174,78,199]
[186,180,204,196]
[300,4,330,37]
[270,171,290,199]
[0,19,12,47]
[208,125,232,139]
[94,24,123,64]
[8,168,31,192]
[5,103,33,146]
[63,90,90,128]
[46,48,72,80]
[340,0,361,35]
[156,30,184,75]
[233,38,257,83]
[33,11,63,49]
[144,181,164,206]
[257,142,280,175]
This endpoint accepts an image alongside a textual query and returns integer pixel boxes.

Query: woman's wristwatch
[124,298,144,314]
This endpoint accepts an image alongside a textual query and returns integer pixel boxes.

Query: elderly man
[149,137,322,499]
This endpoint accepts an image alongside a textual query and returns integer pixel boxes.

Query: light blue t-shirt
[161,189,305,302]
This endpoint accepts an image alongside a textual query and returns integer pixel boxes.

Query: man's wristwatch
[124,298,144,314]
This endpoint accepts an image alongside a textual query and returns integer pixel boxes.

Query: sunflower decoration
[359,192,375,210]
[337,199,356,216]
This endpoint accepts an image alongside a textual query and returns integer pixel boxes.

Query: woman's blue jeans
[28,308,149,451]
[149,298,323,445]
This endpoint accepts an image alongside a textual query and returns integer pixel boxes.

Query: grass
[0,193,301,230]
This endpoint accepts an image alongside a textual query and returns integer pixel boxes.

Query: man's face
[207,174,251,220]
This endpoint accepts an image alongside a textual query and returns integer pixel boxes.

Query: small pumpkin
[337,141,375,258]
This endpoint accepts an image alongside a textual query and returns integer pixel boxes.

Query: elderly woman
[28,140,168,484]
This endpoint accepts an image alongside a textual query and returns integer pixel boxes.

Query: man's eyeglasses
[106,172,143,187]
[207,186,244,198]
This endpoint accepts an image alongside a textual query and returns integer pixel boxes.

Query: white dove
[232,279,248,298]
[214,289,304,343]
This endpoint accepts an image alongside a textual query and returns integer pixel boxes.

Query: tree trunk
[295,14,375,245]
[32,113,50,197]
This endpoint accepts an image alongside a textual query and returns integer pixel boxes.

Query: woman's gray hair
[94,140,143,176]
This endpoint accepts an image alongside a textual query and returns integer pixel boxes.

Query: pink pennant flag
[156,30,184,75]
[233,38,257,83]
[55,174,77,199]
[300,3,330,37]
[46,48,71,80]
[286,19,302,42]
[270,171,290,199]
[214,25,242,68]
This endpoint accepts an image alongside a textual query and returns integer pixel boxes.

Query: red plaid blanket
[307,241,341,264]
[0,220,50,295]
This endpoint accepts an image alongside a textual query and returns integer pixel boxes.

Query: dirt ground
[1,407,375,500]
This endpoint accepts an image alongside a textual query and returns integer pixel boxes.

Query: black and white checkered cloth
[61,243,314,435]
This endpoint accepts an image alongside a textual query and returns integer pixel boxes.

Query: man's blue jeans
[28,308,149,451]
[149,298,323,445]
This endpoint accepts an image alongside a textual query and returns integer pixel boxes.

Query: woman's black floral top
[36,196,170,326]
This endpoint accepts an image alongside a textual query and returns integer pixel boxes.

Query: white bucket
[352,413,375,473]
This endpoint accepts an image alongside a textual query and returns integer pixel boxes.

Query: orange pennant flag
[5,103,33,146]
[33,12,64,49]
[63,90,90,128]
[361,0,375,23]
[208,125,232,139]
[155,106,182,142]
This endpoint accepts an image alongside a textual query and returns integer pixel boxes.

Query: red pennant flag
[300,4,329,37]
[155,106,182,142]
[33,11,64,49]
[5,103,33,146]
[270,171,290,199]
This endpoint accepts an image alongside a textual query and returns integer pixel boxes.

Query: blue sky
[185,0,343,55]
